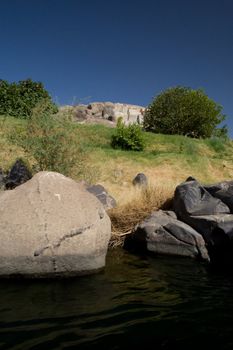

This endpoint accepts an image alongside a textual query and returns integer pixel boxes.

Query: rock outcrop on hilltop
[59,102,145,126]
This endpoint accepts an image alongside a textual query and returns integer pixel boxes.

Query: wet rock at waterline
[173,178,233,264]
[182,214,233,263]
[126,210,209,261]
[0,171,111,277]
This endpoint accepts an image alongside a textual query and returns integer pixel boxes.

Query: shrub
[144,86,226,138]
[0,78,57,118]
[9,101,85,177]
[205,137,226,153]
[111,118,145,151]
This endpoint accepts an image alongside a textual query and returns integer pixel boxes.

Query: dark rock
[5,159,32,190]
[173,179,233,264]
[132,173,148,187]
[87,184,117,210]
[212,187,233,213]
[204,180,233,197]
[204,181,233,213]
[0,168,5,189]
[125,210,209,261]
[186,214,233,264]
[186,214,233,243]
[186,176,197,182]
[173,179,229,218]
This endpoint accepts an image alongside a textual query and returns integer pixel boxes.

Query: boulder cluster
[1,164,233,278]
[129,176,233,265]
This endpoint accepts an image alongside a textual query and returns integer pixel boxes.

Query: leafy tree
[144,86,226,138]
[0,78,57,118]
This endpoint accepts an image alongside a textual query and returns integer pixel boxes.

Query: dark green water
[0,249,233,350]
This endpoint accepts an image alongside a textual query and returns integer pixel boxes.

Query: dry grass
[108,181,174,248]
[1,115,233,251]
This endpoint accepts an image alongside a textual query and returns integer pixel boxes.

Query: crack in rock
[34,224,93,257]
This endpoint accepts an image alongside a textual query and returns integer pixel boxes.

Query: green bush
[9,102,85,176]
[205,137,226,153]
[144,86,226,138]
[0,79,57,118]
[111,118,145,151]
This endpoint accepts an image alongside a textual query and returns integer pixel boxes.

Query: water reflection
[0,249,233,349]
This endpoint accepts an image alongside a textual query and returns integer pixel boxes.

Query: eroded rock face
[127,210,209,261]
[62,102,145,126]
[0,172,111,278]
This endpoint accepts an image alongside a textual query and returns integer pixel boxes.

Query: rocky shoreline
[1,161,233,277]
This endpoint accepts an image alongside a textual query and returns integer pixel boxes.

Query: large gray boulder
[174,179,233,264]
[186,214,233,243]
[174,179,230,219]
[0,172,111,278]
[128,210,209,261]
[186,214,233,263]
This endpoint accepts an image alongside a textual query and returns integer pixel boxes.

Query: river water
[0,249,233,349]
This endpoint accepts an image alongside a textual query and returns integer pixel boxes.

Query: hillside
[1,115,233,206]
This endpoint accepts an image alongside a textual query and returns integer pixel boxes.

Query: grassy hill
[1,114,233,243]
[1,115,233,199]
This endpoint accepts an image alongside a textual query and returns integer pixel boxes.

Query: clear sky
[0,0,232,134]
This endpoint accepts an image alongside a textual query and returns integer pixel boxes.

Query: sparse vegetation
[7,102,86,177]
[108,183,174,247]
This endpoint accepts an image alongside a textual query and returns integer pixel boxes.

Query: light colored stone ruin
[59,102,145,126]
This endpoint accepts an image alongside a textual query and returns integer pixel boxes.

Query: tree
[144,86,227,138]
[0,78,57,118]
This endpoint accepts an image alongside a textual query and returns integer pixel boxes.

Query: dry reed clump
[108,183,174,248]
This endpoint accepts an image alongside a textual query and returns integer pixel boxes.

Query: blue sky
[0,0,233,134]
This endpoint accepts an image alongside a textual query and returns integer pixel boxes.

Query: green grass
[1,114,233,201]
